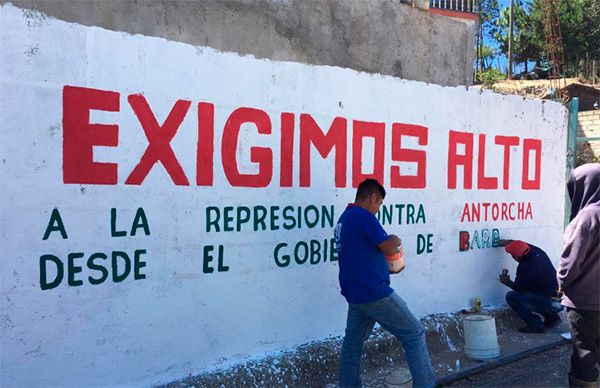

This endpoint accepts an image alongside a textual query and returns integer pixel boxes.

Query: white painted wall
[0,4,568,387]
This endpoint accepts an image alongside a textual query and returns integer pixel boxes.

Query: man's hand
[499,273,511,285]
[390,264,405,274]
[497,239,512,247]
[378,234,401,256]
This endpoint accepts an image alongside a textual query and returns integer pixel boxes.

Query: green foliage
[475,0,500,72]
[493,0,544,72]
[528,0,600,76]
[475,68,506,87]
[475,0,598,82]
[479,0,500,40]
[584,0,600,58]
[475,44,498,67]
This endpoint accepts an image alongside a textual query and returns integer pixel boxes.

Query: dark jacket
[558,163,600,310]
[514,245,558,298]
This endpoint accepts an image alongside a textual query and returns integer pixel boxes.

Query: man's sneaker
[544,315,561,328]
[518,325,545,333]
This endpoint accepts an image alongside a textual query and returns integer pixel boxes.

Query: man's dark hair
[355,178,386,200]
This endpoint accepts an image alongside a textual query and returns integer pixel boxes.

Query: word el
[203,245,229,273]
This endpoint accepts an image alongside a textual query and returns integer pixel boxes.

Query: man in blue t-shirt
[498,239,563,333]
[334,179,435,388]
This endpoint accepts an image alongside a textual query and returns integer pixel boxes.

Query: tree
[476,0,598,82]
[475,0,500,74]
[528,0,599,77]
[493,0,544,75]
[477,44,498,69]
[584,0,600,59]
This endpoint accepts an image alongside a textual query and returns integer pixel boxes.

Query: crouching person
[498,239,563,333]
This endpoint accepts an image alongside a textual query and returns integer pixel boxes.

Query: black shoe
[544,315,561,328]
[518,325,545,333]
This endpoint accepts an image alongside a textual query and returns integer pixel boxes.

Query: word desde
[62,85,542,190]
[40,250,147,290]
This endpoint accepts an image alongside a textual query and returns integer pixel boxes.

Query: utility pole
[508,0,514,79]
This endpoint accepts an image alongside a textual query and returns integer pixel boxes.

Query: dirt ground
[443,343,576,388]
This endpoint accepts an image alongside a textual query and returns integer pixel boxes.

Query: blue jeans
[339,292,436,388]
[505,290,564,330]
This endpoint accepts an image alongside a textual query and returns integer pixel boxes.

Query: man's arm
[378,235,401,256]
[558,222,592,291]
[499,273,515,289]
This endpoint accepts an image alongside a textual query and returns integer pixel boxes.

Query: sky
[482,0,534,75]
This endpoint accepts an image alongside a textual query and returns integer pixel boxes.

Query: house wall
[0,4,570,386]
[5,0,475,86]
[577,110,600,163]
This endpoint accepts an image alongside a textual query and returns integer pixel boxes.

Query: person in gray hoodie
[558,163,600,388]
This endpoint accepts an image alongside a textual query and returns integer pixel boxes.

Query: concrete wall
[0,3,568,386]
[5,0,475,86]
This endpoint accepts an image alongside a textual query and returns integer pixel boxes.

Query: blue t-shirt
[334,204,393,303]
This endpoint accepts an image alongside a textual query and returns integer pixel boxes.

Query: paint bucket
[385,366,412,388]
[386,245,405,273]
[463,314,500,360]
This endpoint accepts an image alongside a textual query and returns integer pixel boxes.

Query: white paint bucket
[463,314,500,360]
[386,246,405,273]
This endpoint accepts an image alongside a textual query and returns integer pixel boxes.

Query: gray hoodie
[558,163,600,310]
